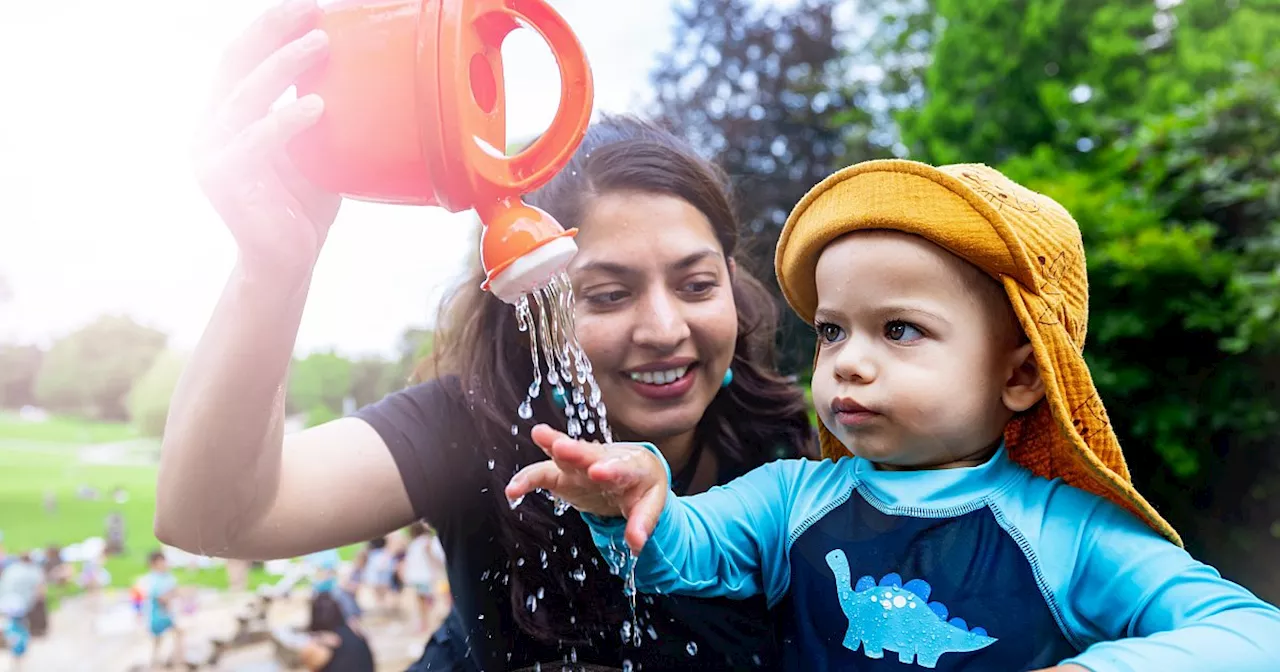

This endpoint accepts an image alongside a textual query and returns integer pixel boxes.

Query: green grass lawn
[0,413,284,599]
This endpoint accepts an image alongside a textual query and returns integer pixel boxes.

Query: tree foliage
[33,315,167,421]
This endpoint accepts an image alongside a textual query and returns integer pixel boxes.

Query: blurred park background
[2,0,1279,667]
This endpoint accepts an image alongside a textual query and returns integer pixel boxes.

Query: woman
[298,592,375,672]
[160,1,814,669]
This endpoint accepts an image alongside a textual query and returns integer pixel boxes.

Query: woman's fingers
[229,94,325,161]
[211,0,321,105]
[218,29,330,135]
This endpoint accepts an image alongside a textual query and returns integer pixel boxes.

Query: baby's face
[810,230,1025,469]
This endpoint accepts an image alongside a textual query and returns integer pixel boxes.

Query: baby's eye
[885,320,924,342]
[816,322,845,343]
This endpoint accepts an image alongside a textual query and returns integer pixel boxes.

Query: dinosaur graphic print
[825,550,997,668]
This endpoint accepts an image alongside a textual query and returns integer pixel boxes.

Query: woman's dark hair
[422,114,815,644]
[307,592,347,633]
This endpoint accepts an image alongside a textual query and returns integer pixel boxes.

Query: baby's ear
[1003,343,1045,413]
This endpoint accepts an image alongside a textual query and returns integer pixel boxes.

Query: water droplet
[565,402,576,417]
[516,558,525,566]
[577,404,589,419]
[537,587,545,599]
[567,418,581,436]
[557,526,565,536]
[554,498,572,516]
[570,648,578,663]
[526,594,538,612]
[548,369,560,385]
[686,641,698,656]
[573,387,585,405]
[508,495,525,509]
[511,424,519,435]
[570,546,578,558]
[647,625,658,640]
[540,549,548,568]
[597,402,608,418]
[570,566,587,582]
[487,459,495,470]
[622,661,633,672]
[586,419,596,434]
[528,380,541,398]
[478,614,484,620]
[518,399,533,419]
[589,384,602,406]
[751,655,763,666]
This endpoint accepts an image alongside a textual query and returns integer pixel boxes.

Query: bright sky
[0,0,682,358]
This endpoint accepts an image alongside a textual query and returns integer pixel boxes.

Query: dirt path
[9,588,442,671]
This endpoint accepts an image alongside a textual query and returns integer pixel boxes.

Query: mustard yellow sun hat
[775,159,1180,547]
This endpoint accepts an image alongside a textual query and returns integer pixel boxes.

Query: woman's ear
[1003,343,1046,413]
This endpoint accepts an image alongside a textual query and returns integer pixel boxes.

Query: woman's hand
[193,0,340,283]
[506,424,669,554]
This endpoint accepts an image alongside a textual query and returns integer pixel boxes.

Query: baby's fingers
[530,423,570,457]
[505,461,564,502]
[623,486,667,555]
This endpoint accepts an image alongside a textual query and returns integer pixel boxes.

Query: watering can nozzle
[478,199,579,305]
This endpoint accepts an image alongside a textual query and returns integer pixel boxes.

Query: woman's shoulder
[352,375,479,442]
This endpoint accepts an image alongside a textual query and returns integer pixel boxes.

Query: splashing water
[514,273,613,444]
[508,273,647,648]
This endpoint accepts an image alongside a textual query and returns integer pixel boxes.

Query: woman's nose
[633,290,691,350]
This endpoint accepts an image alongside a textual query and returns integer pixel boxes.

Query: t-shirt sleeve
[352,377,483,526]
[1016,479,1280,671]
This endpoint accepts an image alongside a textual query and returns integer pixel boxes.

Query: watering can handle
[472,0,594,192]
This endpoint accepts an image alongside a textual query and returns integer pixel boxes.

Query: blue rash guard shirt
[583,444,1280,671]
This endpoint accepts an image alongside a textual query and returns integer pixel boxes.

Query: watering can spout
[476,198,578,305]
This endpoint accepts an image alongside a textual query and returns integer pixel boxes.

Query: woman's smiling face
[568,191,738,444]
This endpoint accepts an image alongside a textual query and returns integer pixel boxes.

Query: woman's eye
[885,320,924,342]
[681,281,716,295]
[816,322,845,343]
[585,290,629,306]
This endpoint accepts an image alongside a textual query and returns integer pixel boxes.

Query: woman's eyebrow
[575,248,723,276]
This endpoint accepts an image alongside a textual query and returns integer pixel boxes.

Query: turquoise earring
[551,386,567,408]
[721,367,734,388]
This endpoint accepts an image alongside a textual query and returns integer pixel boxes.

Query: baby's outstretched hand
[506,424,668,554]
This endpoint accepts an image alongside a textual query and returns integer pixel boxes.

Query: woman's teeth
[629,366,690,385]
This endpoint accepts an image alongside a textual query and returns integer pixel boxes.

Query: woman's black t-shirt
[354,377,792,671]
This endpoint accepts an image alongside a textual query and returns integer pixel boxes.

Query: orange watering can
[288,0,593,304]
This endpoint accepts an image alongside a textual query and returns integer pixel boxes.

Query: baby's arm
[582,455,799,601]
[506,424,798,602]
[1051,494,1280,671]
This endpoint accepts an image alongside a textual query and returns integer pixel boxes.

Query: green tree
[350,356,401,409]
[127,350,188,437]
[0,344,44,409]
[33,315,167,420]
[286,351,353,423]
[898,0,1280,166]
[398,327,434,382]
